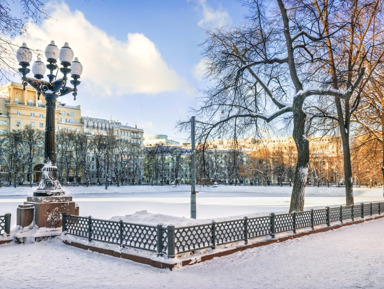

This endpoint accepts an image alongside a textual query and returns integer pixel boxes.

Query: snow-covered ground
[1,185,384,288]
[1,217,384,288]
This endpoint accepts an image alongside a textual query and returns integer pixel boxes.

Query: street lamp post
[17,41,82,196]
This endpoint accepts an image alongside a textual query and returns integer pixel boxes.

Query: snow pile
[109,210,210,226]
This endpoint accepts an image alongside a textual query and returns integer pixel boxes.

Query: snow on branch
[296,68,365,100]
[292,31,323,42]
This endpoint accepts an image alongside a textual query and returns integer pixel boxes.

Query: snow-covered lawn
[1,217,384,289]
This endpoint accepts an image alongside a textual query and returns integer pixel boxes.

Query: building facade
[0,82,144,184]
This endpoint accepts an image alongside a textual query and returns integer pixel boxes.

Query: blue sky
[13,0,247,142]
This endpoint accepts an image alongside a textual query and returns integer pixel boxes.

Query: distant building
[82,116,143,146]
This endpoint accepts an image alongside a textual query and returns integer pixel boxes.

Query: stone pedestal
[17,196,79,228]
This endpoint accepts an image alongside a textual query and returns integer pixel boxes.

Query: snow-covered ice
[1,185,383,227]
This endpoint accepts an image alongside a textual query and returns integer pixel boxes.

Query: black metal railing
[62,201,384,258]
[0,213,11,236]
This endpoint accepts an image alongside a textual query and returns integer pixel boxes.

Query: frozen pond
[0,185,383,227]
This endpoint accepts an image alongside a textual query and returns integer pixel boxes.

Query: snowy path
[2,218,384,289]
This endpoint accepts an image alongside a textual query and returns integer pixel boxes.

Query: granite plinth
[17,196,79,228]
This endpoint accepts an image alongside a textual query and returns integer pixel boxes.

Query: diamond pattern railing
[248,216,271,238]
[122,223,158,252]
[0,214,10,236]
[174,224,212,254]
[62,201,384,258]
[215,219,245,245]
[275,213,294,233]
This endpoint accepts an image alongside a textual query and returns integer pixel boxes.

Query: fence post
[244,217,248,245]
[361,203,364,219]
[88,216,92,242]
[156,224,163,256]
[211,221,216,249]
[4,213,11,235]
[270,213,276,238]
[326,207,330,227]
[292,212,296,234]
[351,204,354,221]
[167,225,175,258]
[379,203,381,215]
[311,209,314,230]
[340,206,343,224]
[62,212,67,233]
[119,220,124,247]
[370,202,373,216]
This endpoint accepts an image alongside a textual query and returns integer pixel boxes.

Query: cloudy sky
[12,0,247,142]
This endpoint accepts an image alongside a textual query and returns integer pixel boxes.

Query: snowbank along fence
[62,202,384,258]
[0,213,11,236]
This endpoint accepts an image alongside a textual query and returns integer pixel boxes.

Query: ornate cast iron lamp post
[17,41,83,196]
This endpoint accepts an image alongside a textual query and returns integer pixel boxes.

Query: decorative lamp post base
[33,161,65,197]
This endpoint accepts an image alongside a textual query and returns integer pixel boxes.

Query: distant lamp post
[17,41,82,196]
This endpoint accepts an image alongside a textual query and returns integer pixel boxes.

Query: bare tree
[305,0,384,203]
[0,0,46,81]
[183,0,366,211]
[21,125,43,186]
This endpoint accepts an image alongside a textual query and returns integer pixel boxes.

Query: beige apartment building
[0,82,82,134]
[208,136,341,156]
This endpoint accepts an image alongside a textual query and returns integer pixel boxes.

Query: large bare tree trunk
[290,100,309,212]
[341,135,354,205]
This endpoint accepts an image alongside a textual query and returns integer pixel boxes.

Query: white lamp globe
[59,42,74,64]
[16,43,32,64]
[32,57,46,78]
[45,41,59,62]
[71,57,83,77]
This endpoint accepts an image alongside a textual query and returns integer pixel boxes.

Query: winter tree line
[0,124,381,191]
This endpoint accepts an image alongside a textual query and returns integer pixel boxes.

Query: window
[16,121,21,127]
[39,123,44,128]
[16,111,20,115]
[15,98,19,104]
[61,111,65,116]
[39,114,44,118]
[69,119,75,123]
[30,122,35,127]
[38,100,42,107]
[67,127,71,131]
[30,113,35,117]
[28,100,33,106]
[70,112,74,117]
[76,128,80,132]
[58,126,63,130]
[1,130,6,135]
[0,120,6,125]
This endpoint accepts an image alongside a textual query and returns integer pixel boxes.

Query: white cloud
[192,0,231,30]
[15,1,189,96]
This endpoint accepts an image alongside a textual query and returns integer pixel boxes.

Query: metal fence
[0,213,11,236]
[62,202,384,258]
